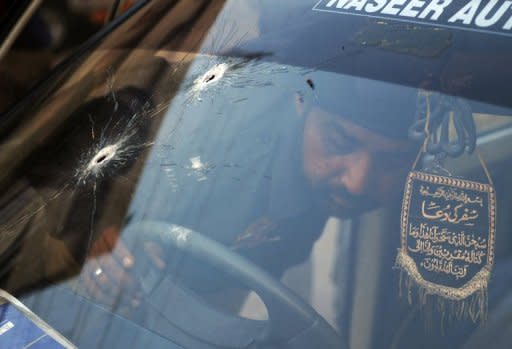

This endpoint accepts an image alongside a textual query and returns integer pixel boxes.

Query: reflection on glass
[1,0,512,349]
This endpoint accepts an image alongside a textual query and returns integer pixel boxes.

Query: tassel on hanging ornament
[396,90,496,324]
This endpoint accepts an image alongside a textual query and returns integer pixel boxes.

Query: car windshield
[1,1,512,348]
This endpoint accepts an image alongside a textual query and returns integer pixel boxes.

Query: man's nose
[335,151,372,195]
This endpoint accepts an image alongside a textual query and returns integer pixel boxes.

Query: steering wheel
[122,221,346,349]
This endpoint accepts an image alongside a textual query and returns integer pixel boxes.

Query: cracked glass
[1,1,512,349]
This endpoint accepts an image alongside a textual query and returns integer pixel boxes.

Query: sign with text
[398,171,496,301]
[313,0,512,37]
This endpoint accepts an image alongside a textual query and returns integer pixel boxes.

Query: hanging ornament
[396,90,496,323]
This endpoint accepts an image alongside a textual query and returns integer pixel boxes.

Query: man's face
[303,107,417,218]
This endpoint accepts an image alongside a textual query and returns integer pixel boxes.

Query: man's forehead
[305,71,418,141]
[311,106,415,152]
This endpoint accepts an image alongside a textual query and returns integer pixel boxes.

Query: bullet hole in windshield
[205,74,216,83]
[69,80,156,190]
[193,63,229,95]
[91,145,115,166]
[179,51,311,106]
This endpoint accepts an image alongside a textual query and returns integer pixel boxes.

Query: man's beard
[310,182,380,219]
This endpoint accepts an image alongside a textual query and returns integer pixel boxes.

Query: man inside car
[78,71,419,311]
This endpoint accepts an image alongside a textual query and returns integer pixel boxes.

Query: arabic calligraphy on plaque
[404,181,491,286]
[420,185,481,226]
